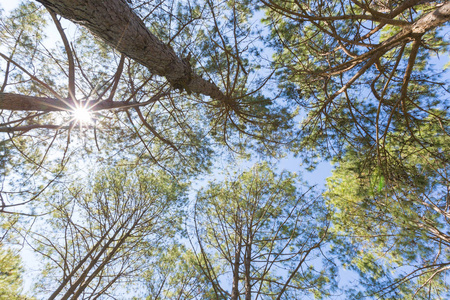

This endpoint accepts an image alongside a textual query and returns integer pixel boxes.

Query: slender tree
[192,163,335,299]
[29,163,186,299]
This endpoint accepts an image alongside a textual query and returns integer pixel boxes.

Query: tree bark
[231,239,241,300]
[0,93,132,111]
[244,238,252,300]
[410,1,450,35]
[34,0,227,101]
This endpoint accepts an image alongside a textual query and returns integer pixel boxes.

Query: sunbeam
[72,104,93,125]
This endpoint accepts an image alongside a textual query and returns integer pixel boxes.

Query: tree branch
[0,93,141,111]
[47,8,76,99]
[0,124,69,133]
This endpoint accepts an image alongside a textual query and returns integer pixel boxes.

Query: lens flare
[72,106,92,124]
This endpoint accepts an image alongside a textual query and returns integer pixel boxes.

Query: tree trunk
[231,240,241,300]
[34,0,227,101]
[244,236,252,300]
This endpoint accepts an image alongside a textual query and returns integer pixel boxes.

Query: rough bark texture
[0,93,131,111]
[411,2,450,34]
[35,0,227,101]
[231,240,241,300]
[244,240,252,300]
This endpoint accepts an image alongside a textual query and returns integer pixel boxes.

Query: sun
[72,106,93,124]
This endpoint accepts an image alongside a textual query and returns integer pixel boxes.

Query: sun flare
[72,106,93,124]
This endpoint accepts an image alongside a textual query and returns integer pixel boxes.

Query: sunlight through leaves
[72,106,92,125]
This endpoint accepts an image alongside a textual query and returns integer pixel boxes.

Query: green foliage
[0,246,27,299]
[31,162,188,299]
[262,3,450,295]
[326,133,450,298]
[194,162,335,299]
[264,0,450,168]
[142,243,215,299]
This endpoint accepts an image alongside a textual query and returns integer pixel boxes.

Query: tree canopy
[192,163,333,299]
[0,0,449,299]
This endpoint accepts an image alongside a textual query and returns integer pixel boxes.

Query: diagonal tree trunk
[34,0,228,102]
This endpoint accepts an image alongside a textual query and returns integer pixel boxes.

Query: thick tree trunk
[34,0,227,101]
